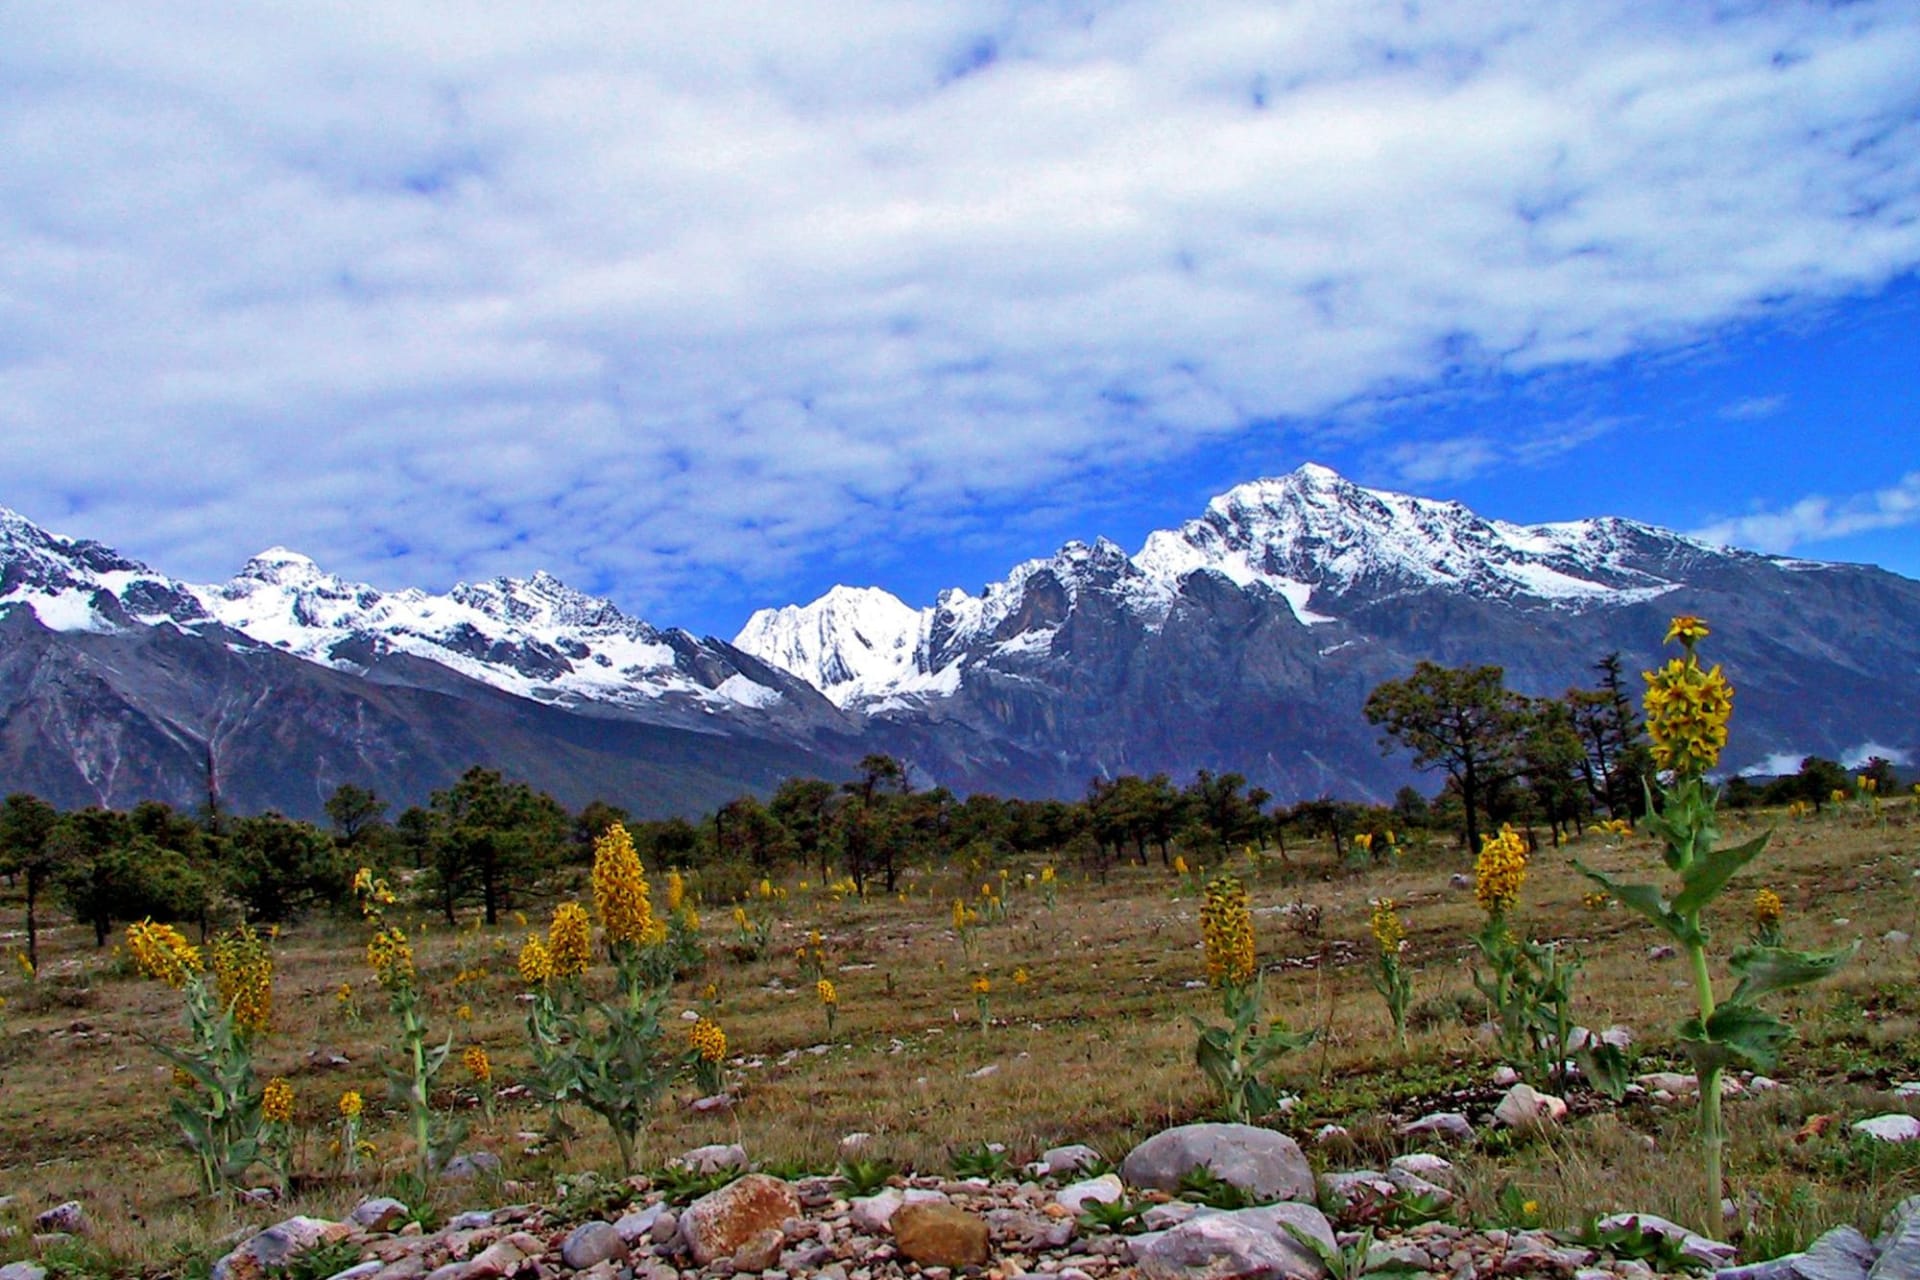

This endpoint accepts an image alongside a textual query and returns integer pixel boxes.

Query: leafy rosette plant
[1575,616,1851,1216]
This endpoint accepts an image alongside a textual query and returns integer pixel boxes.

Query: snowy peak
[1136,463,1686,608]
[0,506,211,632]
[735,585,925,706]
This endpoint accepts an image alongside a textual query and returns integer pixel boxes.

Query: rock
[732,1226,786,1271]
[1043,1144,1104,1176]
[560,1221,629,1270]
[464,1232,545,1278]
[1648,945,1678,961]
[32,1203,86,1234]
[1055,1174,1125,1214]
[1317,1171,1394,1212]
[0,1264,48,1280]
[1388,1153,1456,1187]
[1789,1225,1876,1280]
[1449,873,1473,890]
[1397,1112,1474,1143]
[1121,1123,1314,1203]
[1874,1199,1920,1280]
[1635,1072,1699,1095]
[1885,931,1910,946]
[1494,1083,1569,1128]
[678,1143,750,1173]
[614,1204,669,1245]
[439,1152,502,1182]
[349,1198,411,1232]
[1312,1125,1349,1146]
[679,1174,802,1266]
[1595,1213,1736,1268]
[1492,1065,1521,1086]
[1385,1168,1453,1205]
[891,1202,992,1268]
[447,1211,494,1231]
[850,1188,947,1234]
[839,1132,875,1155]
[1854,1115,1920,1143]
[1892,1082,1920,1099]
[1132,1204,1335,1280]
[211,1217,353,1280]
[320,1264,382,1280]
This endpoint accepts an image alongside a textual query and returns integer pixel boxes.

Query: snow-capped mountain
[0,514,833,732]
[733,463,1720,707]
[4,463,1917,816]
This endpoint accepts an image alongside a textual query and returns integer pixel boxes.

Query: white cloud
[1,3,1918,621]
[1692,472,1920,555]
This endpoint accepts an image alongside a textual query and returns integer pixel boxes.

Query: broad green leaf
[1575,1042,1631,1102]
[1574,863,1700,944]
[1728,942,1856,1005]
[1672,831,1772,917]
[1689,1003,1793,1072]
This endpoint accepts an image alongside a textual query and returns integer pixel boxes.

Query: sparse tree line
[0,653,1898,969]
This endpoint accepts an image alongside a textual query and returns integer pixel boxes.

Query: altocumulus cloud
[2,2,1918,618]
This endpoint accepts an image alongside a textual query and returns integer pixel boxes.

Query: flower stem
[1687,937,1724,1218]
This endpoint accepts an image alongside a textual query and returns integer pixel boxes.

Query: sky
[2,2,1917,639]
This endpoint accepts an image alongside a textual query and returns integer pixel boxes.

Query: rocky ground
[11,1112,1919,1280]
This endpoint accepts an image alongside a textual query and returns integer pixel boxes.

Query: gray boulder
[1131,1204,1335,1279]
[1122,1123,1314,1203]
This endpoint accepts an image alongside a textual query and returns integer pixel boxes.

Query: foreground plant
[1576,616,1851,1220]
[127,919,277,1198]
[356,867,465,1182]
[524,822,671,1175]
[1468,827,1583,1092]
[1367,898,1413,1051]
[1192,874,1313,1122]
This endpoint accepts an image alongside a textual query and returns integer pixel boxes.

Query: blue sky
[2,3,1917,638]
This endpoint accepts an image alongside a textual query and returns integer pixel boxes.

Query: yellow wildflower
[1368,898,1406,954]
[455,1003,473,1022]
[517,933,554,984]
[666,869,685,913]
[261,1076,294,1125]
[1643,621,1735,776]
[817,978,837,1005]
[210,922,273,1036]
[1173,855,1190,876]
[547,902,592,978]
[462,1045,491,1084]
[1041,866,1055,884]
[1013,967,1029,986]
[126,920,202,987]
[15,951,34,980]
[366,926,414,989]
[971,975,991,995]
[1200,875,1256,989]
[688,1017,727,1063]
[1664,616,1710,646]
[339,1090,363,1118]
[732,905,749,931]
[1753,887,1784,928]
[1474,825,1529,916]
[591,823,653,946]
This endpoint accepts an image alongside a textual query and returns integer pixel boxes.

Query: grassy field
[2,799,1917,1276]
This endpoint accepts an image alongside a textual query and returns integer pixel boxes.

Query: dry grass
[2,800,1918,1275]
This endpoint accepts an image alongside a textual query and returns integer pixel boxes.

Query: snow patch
[4,589,113,633]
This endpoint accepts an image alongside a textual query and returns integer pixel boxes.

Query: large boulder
[210,1217,353,1280]
[1122,1124,1314,1203]
[677,1174,801,1266]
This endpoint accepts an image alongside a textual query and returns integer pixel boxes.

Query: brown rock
[893,1202,992,1268]
[733,1226,785,1271]
[678,1175,803,1266]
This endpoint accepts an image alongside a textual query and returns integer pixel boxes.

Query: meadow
[1,796,1916,1277]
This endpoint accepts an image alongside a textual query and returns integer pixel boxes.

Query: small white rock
[1854,1114,1920,1143]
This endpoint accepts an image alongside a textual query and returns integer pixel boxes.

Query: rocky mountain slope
[4,465,1917,817]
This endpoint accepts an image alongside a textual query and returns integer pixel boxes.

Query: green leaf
[1671,831,1772,917]
[1682,1003,1793,1073]
[1574,1041,1631,1102]
[1728,942,1856,1005]
[1573,863,1700,945]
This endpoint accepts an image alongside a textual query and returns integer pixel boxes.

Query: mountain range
[4,464,1916,820]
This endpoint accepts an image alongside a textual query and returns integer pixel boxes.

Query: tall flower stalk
[1577,617,1850,1221]
[1367,899,1413,1051]
[356,867,464,1183]
[127,920,276,1198]
[1192,875,1312,1122]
